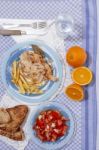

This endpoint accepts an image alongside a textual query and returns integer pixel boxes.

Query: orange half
[65,83,84,101]
[72,67,93,85]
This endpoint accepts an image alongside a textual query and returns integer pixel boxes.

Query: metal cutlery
[0,29,38,36]
[0,21,48,29]
[0,21,55,36]
[0,29,22,36]
[0,28,52,36]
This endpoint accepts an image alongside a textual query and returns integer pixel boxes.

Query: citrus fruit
[65,83,84,101]
[72,67,93,85]
[66,46,87,67]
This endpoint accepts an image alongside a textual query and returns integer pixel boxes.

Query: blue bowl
[1,40,64,104]
[28,102,76,150]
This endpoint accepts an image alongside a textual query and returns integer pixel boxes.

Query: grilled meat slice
[32,45,45,58]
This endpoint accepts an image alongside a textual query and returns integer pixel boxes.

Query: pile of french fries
[11,61,43,94]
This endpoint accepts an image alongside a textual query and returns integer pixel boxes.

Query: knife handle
[0,29,23,36]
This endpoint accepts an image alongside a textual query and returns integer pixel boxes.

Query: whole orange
[66,46,87,67]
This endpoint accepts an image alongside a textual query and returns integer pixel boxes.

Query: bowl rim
[27,102,76,150]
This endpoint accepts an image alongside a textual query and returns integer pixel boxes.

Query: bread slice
[0,128,24,141]
[0,108,11,124]
[0,105,28,132]
[0,105,28,141]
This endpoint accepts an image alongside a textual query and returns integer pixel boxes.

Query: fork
[0,21,48,29]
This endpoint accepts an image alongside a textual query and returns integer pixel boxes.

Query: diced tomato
[57,119,63,126]
[37,134,44,141]
[51,122,56,128]
[61,116,69,122]
[50,111,61,119]
[36,119,45,128]
[51,133,57,142]
[41,111,47,116]
[47,114,53,121]
[53,128,60,134]
[33,109,69,142]
[61,125,68,135]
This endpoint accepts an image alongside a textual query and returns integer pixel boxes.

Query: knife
[0,29,27,36]
[0,29,48,36]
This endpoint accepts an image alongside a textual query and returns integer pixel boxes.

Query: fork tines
[38,22,47,29]
[32,22,38,29]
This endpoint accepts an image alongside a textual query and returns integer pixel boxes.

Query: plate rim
[1,40,66,105]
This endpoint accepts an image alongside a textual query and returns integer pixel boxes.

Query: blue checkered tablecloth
[0,0,97,150]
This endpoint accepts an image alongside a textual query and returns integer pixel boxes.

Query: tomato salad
[33,109,69,142]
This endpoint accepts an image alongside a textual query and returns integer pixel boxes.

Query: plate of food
[1,40,65,104]
[27,102,76,150]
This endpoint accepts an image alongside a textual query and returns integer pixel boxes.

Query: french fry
[33,89,43,94]
[11,79,17,85]
[35,83,42,87]
[27,90,31,94]
[11,66,14,81]
[22,83,31,94]
[38,89,43,94]
[18,79,25,94]
[12,61,17,79]
[22,83,28,90]
[32,88,42,94]
[11,56,45,95]
[20,75,29,89]
[30,86,37,92]
[16,64,20,83]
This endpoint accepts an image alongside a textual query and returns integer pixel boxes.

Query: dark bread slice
[0,128,24,141]
[0,105,28,133]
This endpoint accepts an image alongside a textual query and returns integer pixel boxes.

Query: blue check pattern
[0,0,97,150]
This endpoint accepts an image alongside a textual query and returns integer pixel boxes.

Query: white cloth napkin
[0,19,65,150]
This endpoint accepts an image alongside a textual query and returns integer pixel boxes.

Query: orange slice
[65,83,84,101]
[72,67,93,85]
[66,46,87,67]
